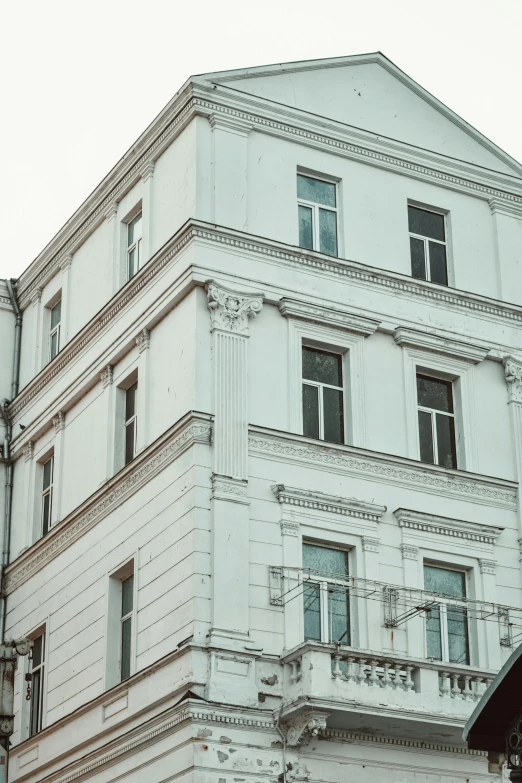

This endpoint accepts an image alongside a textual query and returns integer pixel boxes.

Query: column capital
[401,543,419,560]
[362,536,380,553]
[207,280,263,335]
[100,365,114,389]
[139,161,155,181]
[504,356,522,403]
[479,558,497,575]
[22,441,34,462]
[135,328,150,354]
[52,411,66,433]
[104,201,119,221]
[59,254,73,272]
[30,288,42,307]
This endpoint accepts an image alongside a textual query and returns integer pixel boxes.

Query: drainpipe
[5,281,21,400]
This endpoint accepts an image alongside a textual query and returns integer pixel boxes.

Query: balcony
[280,642,496,745]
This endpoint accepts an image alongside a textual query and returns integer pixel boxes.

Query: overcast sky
[1,0,521,279]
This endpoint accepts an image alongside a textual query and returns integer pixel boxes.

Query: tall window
[424,565,469,664]
[41,456,54,535]
[29,632,45,737]
[417,373,457,469]
[49,299,62,360]
[120,573,134,681]
[408,205,448,286]
[297,174,338,257]
[303,543,350,644]
[302,346,344,444]
[127,212,142,280]
[125,382,138,465]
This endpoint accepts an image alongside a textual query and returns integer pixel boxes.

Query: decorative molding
[281,519,299,537]
[52,411,65,433]
[207,280,264,335]
[4,414,212,594]
[249,428,517,510]
[135,328,150,354]
[489,197,522,219]
[211,474,249,504]
[283,709,329,746]
[104,201,119,221]
[362,536,380,553]
[30,288,42,307]
[394,508,503,545]
[321,728,486,756]
[100,365,114,389]
[59,254,73,273]
[479,559,497,575]
[22,441,34,463]
[272,484,386,523]
[209,111,252,136]
[279,298,381,336]
[139,161,155,181]
[401,543,419,561]
[504,356,522,404]
[393,327,490,364]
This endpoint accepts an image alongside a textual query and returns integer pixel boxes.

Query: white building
[1,52,522,783]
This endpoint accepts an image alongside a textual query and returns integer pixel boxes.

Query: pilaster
[210,113,251,230]
[478,559,501,669]
[140,162,155,262]
[52,412,66,525]
[504,357,522,541]
[135,329,150,454]
[31,288,43,376]
[100,365,115,482]
[400,540,424,658]
[104,201,120,294]
[59,255,73,344]
[361,537,381,649]
[21,442,35,550]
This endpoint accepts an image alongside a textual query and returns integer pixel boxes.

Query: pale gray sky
[1,0,521,279]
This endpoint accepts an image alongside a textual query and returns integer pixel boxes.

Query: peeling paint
[217,751,229,763]
[197,728,213,738]
[219,736,232,743]
[260,674,278,686]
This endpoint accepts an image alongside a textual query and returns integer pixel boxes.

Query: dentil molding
[279,298,380,336]
[393,508,503,545]
[207,280,264,334]
[393,327,490,364]
[272,484,386,523]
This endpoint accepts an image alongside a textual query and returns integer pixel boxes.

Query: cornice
[279,298,380,336]
[393,508,503,545]
[3,412,212,595]
[272,484,386,522]
[393,327,490,364]
[321,728,485,756]
[249,427,517,510]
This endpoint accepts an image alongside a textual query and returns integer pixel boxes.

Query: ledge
[279,298,380,336]
[393,508,503,545]
[393,327,490,364]
[249,425,517,510]
[272,484,386,522]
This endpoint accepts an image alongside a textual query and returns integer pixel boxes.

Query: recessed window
[49,299,62,360]
[408,205,448,286]
[29,632,45,737]
[120,573,134,681]
[417,373,457,469]
[302,346,344,444]
[297,174,338,257]
[303,543,349,644]
[41,456,54,536]
[424,564,469,664]
[127,213,142,280]
[125,382,138,465]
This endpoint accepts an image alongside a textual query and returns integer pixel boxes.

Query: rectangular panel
[303,544,348,577]
[425,605,442,660]
[297,174,336,207]
[436,413,457,469]
[408,205,445,241]
[125,421,135,464]
[447,605,469,664]
[121,574,134,616]
[302,384,319,439]
[125,383,137,420]
[298,205,313,250]
[50,300,61,329]
[328,586,350,644]
[424,565,466,598]
[418,409,434,464]
[120,617,132,681]
[319,208,338,256]
[410,237,426,280]
[303,583,321,641]
[323,387,344,444]
[429,241,448,286]
[417,374,453,413]
[302,346,342,386]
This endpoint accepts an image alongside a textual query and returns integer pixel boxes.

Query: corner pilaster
[209,113,251,230]
[504,357,522,541]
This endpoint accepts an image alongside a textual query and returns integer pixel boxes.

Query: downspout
[5,280,21,400]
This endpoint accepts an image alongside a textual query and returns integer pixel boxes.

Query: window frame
[124,381,138,465]
[48,299,62,361]
[408,203,449,285]
[41,454,54,536]
[120,573,134,682]
[105,558,137,689]
[302,541,351,645]
[297,172,339,257]
[126,211,143,281]
[423,562,470,665]
[416,372,457,469]
[302,345,345,443]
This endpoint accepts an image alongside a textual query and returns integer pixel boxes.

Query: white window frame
[48,299,62,361]
[302,346,344,442]
[297,172,339,256]
[105,558,137,690]
[20,622,48,741]
[416,372,457,468]
[124,381,138,465]
[423,562,470,665]
[302,542,351,645]
[126,211,143,281]
[41,454,54,536]
[120,573,134,682]
[408,204,448,284]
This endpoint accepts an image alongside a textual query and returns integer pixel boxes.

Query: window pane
[408,206,445,241]
[298,205,313,250]
[50,300,61,329]
[447,606,469,664]
[43,458,52,489]
[125,422,135,464]
[128,248,137,279]
[302,384,319,439]
[426,605,442,660]
[417,374,453,413]
[436,413,457,469]
[323,387,344,444]
[122,574,134,616]
[42,492,51,535]
[410,237,426,280]
[302,347,342,386]
[303,544,348,578]
[121,617,132,681]
[126,383,137,420]
[297,175,336,207]
[128,213,142,246]
[50,331,58,359]
[428,242,448,286]
[418,410,434,464]
[328,585,350,644]
[32,635,43,667]
[30,668,41,736]
[319,209,338,256]
[303,583,321,641]
[424,566,466,599]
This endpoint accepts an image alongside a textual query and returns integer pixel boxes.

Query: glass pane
[297,175,336,207]
[424,566,466,599]
[408,206,445,241]
[125,421,135,464]
[128,248,137,279]
[410,237,426,280]
[30,668,41,736]
[319,209,338,256]
[50,330,58,359]
[298,205,313,250]
[32,635,43,668]
[128,213,142,246]
[436,413,457,469]
[122,574,134,616]
[418,410,434,464]
[121,617,132,681]
[302,384,319,439]
[42,492,51,535]
[417,374,453,413]
[428,242,448,286]
[426,605,442,660]
[50,300,61,329]
[43,458,53,489]
[126,383,137,420]
[303,583,321,641]
[447,606,469,664]
[302,346,342,386]
[323,387,344,444]
[303,544,348,578]
[328,585,350,643]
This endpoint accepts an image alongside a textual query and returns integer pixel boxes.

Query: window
[120,573,134,681]
[417,373,457,469]
[127,212,142,280]
[303,543,350,644]
[297,174,338,256]
[408,205,448,286]
[124,382,138,464]
[302,346,344,443]
[41,456,54,535]
[49,299,62,360]
[29,632,45,737]
[424,565,469,665]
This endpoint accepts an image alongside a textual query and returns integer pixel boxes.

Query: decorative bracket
[283,709,329,746]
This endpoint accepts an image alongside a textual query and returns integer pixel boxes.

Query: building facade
[1,52,522,783]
